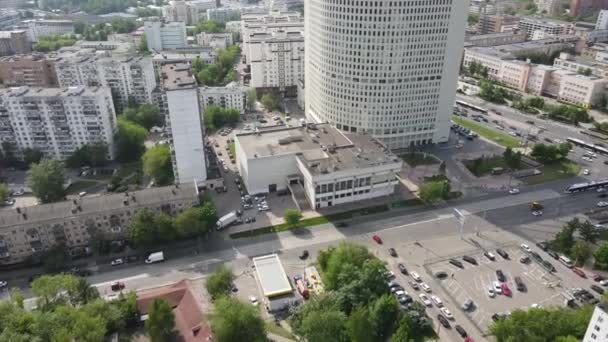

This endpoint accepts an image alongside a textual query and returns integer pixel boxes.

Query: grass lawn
[463,156,509,177]
[400,152,439,167]
[265,321,296,340]
[229,142,235,157]
[66,180,98,194]
[523,159,581,185]
[453,117,520,148]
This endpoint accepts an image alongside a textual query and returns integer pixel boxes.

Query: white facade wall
[597,10,608,30]
[162,1,202,25]
[200,84,247,114]
[583,305,608,342]
[305,0,468,149]
[517,18,574,39]
[0,86,116,160]
[239,153,298,195]
[248,31,304,91]
[144,21,188,52]
[526,65,554,95]
[536,0,561,16]
[25,20,74,42]
[462,49,503,78]
[165,87,207,184]
[558,74,607,107]
[206,8,241,22]
[196,32,233,49]
[499,60,531,91]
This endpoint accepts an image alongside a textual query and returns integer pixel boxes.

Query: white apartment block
[0,86,117,161]
[247,29,304,94]
[518,17,574,39]
[163,0,216,25]
[241,11,303,61]
[24,19,74,42]
[536,0,561,16]
[200,81,248,114]
[196,32,233,49]
[234,124,403,209]
[469,0,496,15]
[206,8,241,22]
[144,20,188,52]
[161,63,207,185]
[53,49,157,108]
[558,71,607,107]
[597,10,608,30]
[305,0,468,149]
[553,53,608,79]
[584,304,608,342]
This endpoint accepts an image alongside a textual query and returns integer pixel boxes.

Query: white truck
[216,211,238,230]
[145,251,164,264]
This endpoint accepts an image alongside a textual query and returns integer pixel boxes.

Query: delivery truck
[216,211,239,230]
[145,251,164,264]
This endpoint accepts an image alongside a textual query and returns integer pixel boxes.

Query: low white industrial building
[252,254,300,312]
[235,124,403,210]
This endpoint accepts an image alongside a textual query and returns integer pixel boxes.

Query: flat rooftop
[0,86,106,98]
[468,37,578,59]
[253,254,292,297]
[0,183,198,229]
[162,63,197,90]
[236,123,402,175]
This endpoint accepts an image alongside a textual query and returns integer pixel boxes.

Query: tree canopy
[284,209,302,227]
[531,142,572,164]
[33,34,77,52]
[66,143,108,168]
[145,299,175,342]
[115,117,147,163]
[205,265,234,299]
[174,203,217,238]
[142,144,174,186]
[210,296,267,342]
[127,208,175,247]
[0,183,8,202]
[261,93,282,111]
[203,105,240,131]
[594,242,608,270]
[418,180,449,203]
[122,104,163,130]
[26,159,66,203]
[193,46,240,86]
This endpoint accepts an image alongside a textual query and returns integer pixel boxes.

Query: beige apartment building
[0,184,199,266]
[0,30,30,56]
[0,54,57,87]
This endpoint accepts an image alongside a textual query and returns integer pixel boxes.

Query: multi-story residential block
[518,17,575,39]
[536,0,562,16]
[235,123,403,209]
[161,63,207,185]
[246,29,303,95]
[305,0,467,148]
[225,21,241,39]
[478,15,520,34]
[200,81,248,114]
[144,20,188,52]
[53,48,157,108]
[596,10,608,30]
[469,0,496,15]
[583,304,608,342]
[557,71,607,107]
[151,50,217,75]
[0,54,57,87]
[0,86,117,161]
[162,0,213,25]
[0,31,31,56]
[206,7,241,22]
[24,19,74,42]
[553,52,608,78]
[0,184,199,265]
[465,32,527,47]
[571,0,608,17]
[241,11,304,61]
[196,32,233,49]
[0,9,20,29]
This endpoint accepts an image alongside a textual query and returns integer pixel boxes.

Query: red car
[573,267,587,278]
[110,281,125,291]
[464,338,475,342]
[501,283,512,297]
[372,235,382,244]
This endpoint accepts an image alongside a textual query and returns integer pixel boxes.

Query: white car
[532,210,543,216]
[600,279,608,287]
[0,280,7,288]
[110,258,124,266]
[440,307,454,320]
[508,188,520,195]
[583,169,590,176]
[598,188,607,193]
[258,205,270,212]
[598,202,608,208]
[520,243,531,253]
[582,156,593,162]
[419,293,432,306]
[395,290,407,297]
[420,283,431,293]
[488,287,495,298]
[493,281,502,294]
[431,295,443,307]
[531,303,541,308]
[249,295,259,306]
[411,271,422,282]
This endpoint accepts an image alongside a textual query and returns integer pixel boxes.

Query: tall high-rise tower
[304,0,468,149]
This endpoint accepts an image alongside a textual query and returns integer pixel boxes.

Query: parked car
[110,281,125,291]
[493,281,502,295]
[542,260,556,273]
[530,251,543,262]
[520,243,531,253]
[501,283,512,297]
[299,250,309,260]
[409,280,420,290]
[398,263,408,275]
[496,248,509,259]
[388,248,398,257]
[496,270,506,282]
[431,295,443,307]
[591,284,605,295]
[573,267,587,278]
[449,258,464,268]
[372,235,382,244]
[437,314,451,328]
[455,325,468,338]
[514,276,526,292]
[440,307,454,320]
[434,271,448,279]
[484,251,496,261]
[536,241,548,251]
[547,250,559,259]
[110,258,124,266]
[520,256,531,264]
[419,293,432,306]
[421,283,431,293]
[411,271,422,282]
[461,299,474,311]
[487,287,495,298]
[463,255,477,265]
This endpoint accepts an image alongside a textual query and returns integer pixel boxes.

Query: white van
[559,255,573,268]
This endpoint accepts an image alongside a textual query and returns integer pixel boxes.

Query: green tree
[503,147,522,169]
[127,209,175,247]
[594,242,608,269]
[42,243,69,272]
[369,294,400,339]
[300,309,348,342]
[418,180,447,203]
[0,141,17,166]
[0,183,8,202]
[577,67,592,76]
[142,144,174,186]
[123,104,163,130]
[23,148,43,166]
[261,93,281,111]
[31,274,76,311]
[346,306,376,342]
[284,209,303,227]
[26,159,66,203]
[67,277,99,306]
[206,265,234,299]
[145,299,175,342]
[174,203,216,238]
[210,296,267,342]
[246,88,257,112]
[391,317,411,342]
[66,143,108,168]
[318,242,374,289]
[468,13,480,25]
[578,220,600,243]
[10,288,24,308]
[570,241,591,266]
[551,219,577,253]
[115,117,147,162]
[139,33,148,53]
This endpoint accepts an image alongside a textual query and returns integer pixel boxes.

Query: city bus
[566,137,608,155]
[455,100,488,115]
[565,179,608,194]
